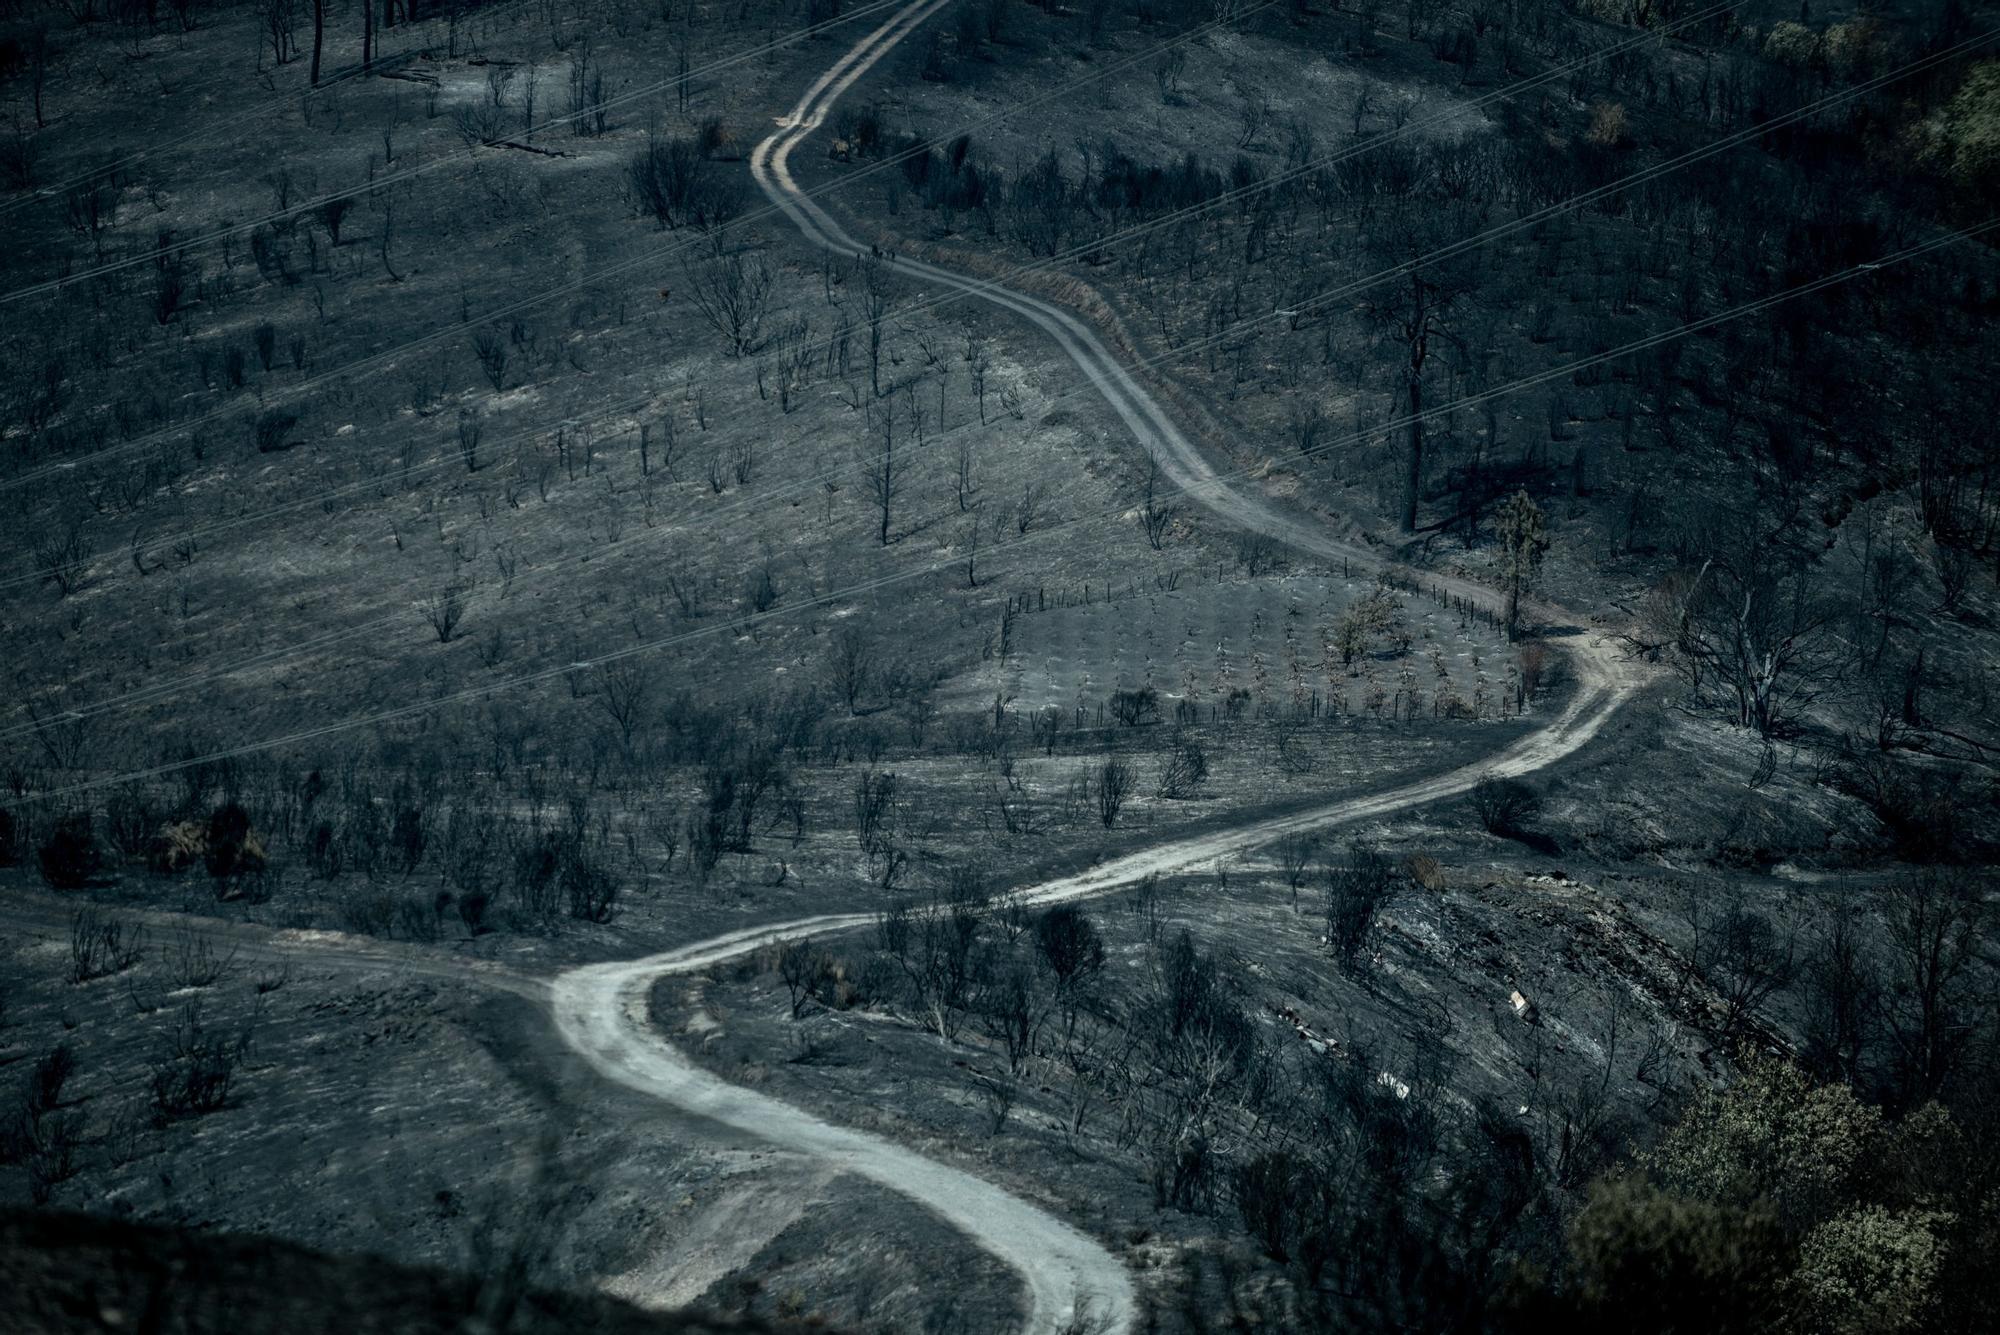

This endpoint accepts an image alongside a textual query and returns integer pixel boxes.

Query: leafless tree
[628,134,696,225]
[1654,553,1839,737]
[682,251,773,357]
[1156,734,1209,800]
[596,661,651,749]
[1323,843,1394,972]
[1708,899,1794,1041]
[1015,480,1048,535]
[853,770,897,860]
[567,36,608,137]
[422,586,467,643]
[309,0,325,85]
[978,969,1038,1078]
[779,938,830,1018]
[24,27,52,129]
[263,0,299,67]
[863,409,910,545]
[638,415,681,480]
[1138,448,1179,551]
[33,513,91,597]
[1097,759,1134,828]
[862,260,891,398]
[1370,265,1464,532]
[772,316,818,412]
[1799,900,1879,1086]
[1035,903,1103,1049]
[955,435,980,512]
[456,411,482,472]
[377,186,404,282]
[825,628,873,715]
[1276,833,1317,907]
[1881,870,1985,1105]
[472,328,509,391]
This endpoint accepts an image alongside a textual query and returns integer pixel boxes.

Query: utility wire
[16,215,1988,797]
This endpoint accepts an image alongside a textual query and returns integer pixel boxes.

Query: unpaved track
[0,12,1639,1330]
[571,5,1646,1331]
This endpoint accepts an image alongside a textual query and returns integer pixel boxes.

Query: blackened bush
[253,408,299,453]
[1856,765,1964,864]
[390,804,426,875]
[203,802,254,880]
[1110,685,1161,726]
[166,930,235,989]
[7,1051,86,1203]
[1472,775,1542,835]
[919,29,951,82]
[306,819,342,879]
[779,938,832,1018]
[149,1004,248,1123]
[457,888,492,936]
[1324,844,1394,971]
[395,894,444,942]
[105,791,159,860]
[28,1044,75,1117]
[1150,1132,1217,1213]
[1097,758,1135,828]
[626,134,739,230]
[0,806,16,865]
[1235,1151,1308,1262]
[513,831,565,924]
[1158,931,1255,1054]
[511,831,617,925]
[564,854,618,924]
[68,908,144,983]
[1157,734,1208,799]
[25,1109,84,1204]
[39,812,107,889]
[1036,905,1105,991]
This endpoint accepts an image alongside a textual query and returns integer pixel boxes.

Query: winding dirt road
[552,6,1647,1332]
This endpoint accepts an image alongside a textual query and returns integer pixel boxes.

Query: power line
[0,1,1276,494]
[0,11,1967,594]
[0,0,1720,560]
[7,25,1985,722]
[16,215,1988,802]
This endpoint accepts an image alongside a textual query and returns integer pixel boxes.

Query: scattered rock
[1510,989,1539,1024]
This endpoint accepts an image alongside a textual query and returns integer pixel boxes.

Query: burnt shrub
[68,908,144,984]
[1324,844,1395,971]
[1235,1151,1310,1263]
[149,1003,250,1123]
[305,819,342,879]
[39,812,108,890]
[1472,776,1543,835]
[389,805,426,875]
[1156,734,1209,799]
[510,831,617,926]
[563,851,619,925]
[1110,685,1162,726]
[203,802,266,881]
[1863,765,1965,864]
[1035,905,1106,993]
[6,1053,86,1204]
[29,1044,75,1115]
[457,888,492,936]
